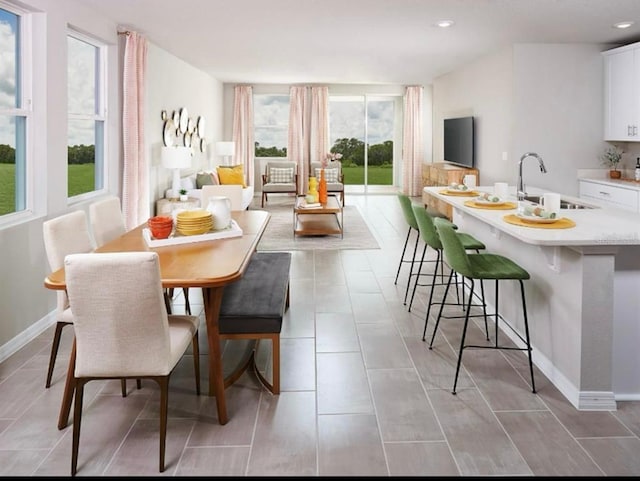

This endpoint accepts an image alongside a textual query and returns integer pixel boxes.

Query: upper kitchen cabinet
[603,42,640,141]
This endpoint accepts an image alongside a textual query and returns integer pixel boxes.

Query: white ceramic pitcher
[206,196,232,230]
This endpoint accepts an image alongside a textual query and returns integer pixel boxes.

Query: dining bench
[218,251,291,394]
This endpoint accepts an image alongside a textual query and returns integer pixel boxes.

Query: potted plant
[600,146,623,179]
[179,189,188,201]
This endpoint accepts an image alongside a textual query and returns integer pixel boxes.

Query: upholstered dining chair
[261,160,298,207]
[42,210,94,389]
[88,196,126,247]
[310,161,344,204]
[64,251,201,476]
[89,196,191,316]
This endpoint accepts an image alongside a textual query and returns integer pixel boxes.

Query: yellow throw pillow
[217,165,246,187]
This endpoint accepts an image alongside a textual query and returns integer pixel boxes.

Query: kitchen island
[423,185,640,410]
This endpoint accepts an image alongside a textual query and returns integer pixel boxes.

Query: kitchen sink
[522,195,598,209]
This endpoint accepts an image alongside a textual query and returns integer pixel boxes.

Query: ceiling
[80,0,640,85]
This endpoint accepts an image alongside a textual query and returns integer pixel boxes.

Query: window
[253,94,288,157]
[0,4,30,218]
[67,30,106,199]
[329,95,400,188]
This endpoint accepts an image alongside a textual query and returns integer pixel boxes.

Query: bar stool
[432,217,536,395]
[395,194,446,305]
[409,205,488,339]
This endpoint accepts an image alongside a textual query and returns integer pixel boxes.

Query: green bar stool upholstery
[432,217,536,395]
[395,194,447,305]
[410,204,488,339]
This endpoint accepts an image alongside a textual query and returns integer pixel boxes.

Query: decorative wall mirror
[179,107,189,134]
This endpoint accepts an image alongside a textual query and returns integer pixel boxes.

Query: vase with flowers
[319,152,343,204]
[600,146,623,179]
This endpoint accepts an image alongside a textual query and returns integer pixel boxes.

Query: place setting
[464,183,518,210]
[502,193,576,229]
[438,175,480,197]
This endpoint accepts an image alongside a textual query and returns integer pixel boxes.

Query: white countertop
[424,185,640,247]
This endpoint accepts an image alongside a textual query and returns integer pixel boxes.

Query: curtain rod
[117,30,131,36]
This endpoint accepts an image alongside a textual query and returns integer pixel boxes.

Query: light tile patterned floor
[1,193,640,476]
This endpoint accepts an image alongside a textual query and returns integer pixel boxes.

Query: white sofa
[166,171,254,210]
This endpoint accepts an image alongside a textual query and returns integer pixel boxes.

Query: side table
[155,197,200,217]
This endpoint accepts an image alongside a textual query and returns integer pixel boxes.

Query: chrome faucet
[517,152,547,200]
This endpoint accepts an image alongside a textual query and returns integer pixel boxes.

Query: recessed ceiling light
[613,21,634,29]
[435,20,455,28]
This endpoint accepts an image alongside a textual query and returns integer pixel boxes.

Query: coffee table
[294,195,343,238]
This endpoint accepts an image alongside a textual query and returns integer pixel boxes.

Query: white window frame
[0,1,33,228]
[66,27,108,203]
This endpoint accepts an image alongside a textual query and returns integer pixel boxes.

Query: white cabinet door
[579,180,639,212]
[603,44,640,141]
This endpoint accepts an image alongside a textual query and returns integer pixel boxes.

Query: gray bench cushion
[219,252,291,335]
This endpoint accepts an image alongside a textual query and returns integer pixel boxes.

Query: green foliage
[600,146,623,170]
[255,142,287,157]
[68,144,96,165]
[0,144,15,164]
[330,138,393,167]
[0,164,15,215]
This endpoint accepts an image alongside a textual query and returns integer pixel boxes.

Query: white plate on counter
[474,196,506,206]
[515,212,559,224]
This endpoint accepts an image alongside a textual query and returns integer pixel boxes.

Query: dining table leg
[58,339,76,430]
[203,286,228,425]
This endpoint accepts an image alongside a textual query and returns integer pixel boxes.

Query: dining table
[44,209,270,428]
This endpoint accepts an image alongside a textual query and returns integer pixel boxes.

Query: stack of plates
[176,209,213,235]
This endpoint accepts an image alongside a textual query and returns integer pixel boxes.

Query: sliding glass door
[328,95,401,193]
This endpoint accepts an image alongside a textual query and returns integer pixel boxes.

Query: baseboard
[464,282,617,411]
[0,311,56,364]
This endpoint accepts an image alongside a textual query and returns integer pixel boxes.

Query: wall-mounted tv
[443,116,475,168]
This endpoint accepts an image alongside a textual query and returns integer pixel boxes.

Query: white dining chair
[42,210,94,388]
[64,251,200,476]
[89,196,191,315]
[88,196,126,247]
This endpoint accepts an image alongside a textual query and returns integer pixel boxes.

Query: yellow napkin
[503,214,576,229]
[464,200,517,210]
[438,189,478,197]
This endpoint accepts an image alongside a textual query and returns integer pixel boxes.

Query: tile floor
[1,194,640,476]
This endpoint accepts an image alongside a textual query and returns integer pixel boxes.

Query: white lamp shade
[161,146,192,169]
[215,141,235,156]
[161,146,191,198]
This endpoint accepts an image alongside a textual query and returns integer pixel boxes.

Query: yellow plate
[176,209,212,221]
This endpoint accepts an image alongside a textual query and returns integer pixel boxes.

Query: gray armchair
[310,161,344,204]
[261,160,298,207]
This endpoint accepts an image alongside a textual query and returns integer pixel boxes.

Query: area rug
[255,197,380,251]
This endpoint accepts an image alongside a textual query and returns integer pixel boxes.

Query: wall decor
[162,108,206,152]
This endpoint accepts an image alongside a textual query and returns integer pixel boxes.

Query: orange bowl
[148,216,173,239]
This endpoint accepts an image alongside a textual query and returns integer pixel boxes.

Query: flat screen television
[443,116,475,168]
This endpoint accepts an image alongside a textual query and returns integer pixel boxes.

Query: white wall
[512,44,609,196]
[433,43,611,196]
[146,44,223,211]
[432,47,514,186]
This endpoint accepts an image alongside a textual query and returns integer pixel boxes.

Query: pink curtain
[310,86,329,167]
[121,31,148,229]
[287,86,308,193]
[402,85,424,196]
[232,85,254,186]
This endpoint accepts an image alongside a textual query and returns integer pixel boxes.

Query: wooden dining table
[44,209,270,428]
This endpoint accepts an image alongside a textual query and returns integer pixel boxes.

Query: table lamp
[215,141,235,166]
[161,146,192,199]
